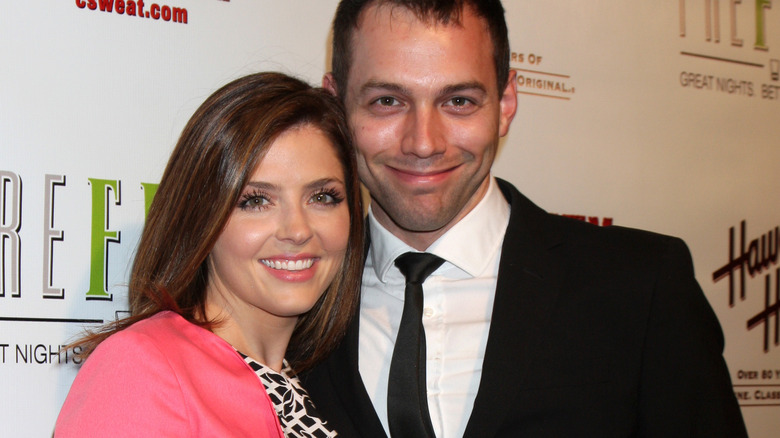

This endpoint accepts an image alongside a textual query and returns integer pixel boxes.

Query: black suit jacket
[302,179,747,437]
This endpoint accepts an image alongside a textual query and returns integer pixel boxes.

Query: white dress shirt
[359,176,511,438]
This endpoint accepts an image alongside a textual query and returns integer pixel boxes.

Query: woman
[55,72,363,437]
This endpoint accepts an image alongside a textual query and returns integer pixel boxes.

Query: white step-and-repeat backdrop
[1,1,778,436]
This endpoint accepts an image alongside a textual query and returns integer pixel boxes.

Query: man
[303,1,748,437]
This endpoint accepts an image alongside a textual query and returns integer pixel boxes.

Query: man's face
[331,4,517,250]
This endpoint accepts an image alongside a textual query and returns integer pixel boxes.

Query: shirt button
[423,307,434,318]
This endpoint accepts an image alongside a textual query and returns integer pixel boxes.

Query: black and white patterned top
[238,352,337,438]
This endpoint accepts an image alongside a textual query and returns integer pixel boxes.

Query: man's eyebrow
[439,81,488,97]
[358,81,411,97]
[357,80,488,98]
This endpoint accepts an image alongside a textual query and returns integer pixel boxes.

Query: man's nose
[400,106,446,158]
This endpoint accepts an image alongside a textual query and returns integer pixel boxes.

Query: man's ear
[498,69,518,137]
[322,72,338,97]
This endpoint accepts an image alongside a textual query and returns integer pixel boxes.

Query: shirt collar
[367,176,510,281]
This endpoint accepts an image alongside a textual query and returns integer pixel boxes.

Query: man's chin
[387,206,454,233]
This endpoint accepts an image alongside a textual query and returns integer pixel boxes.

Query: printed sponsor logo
[1,170,157,301]
[558,214,613,227]
[75,0,188,24]
[0,343,84,366]
[712,220,780,406]
[1,170,156,328]
[678,0,779,100]
[713,220,779,350]
[511,52,576,100]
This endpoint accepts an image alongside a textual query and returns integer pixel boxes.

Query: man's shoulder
[496,178,688,260]
[563,219,688,265]
[554,214,680,245]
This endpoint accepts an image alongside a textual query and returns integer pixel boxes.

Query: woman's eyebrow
[304,177,345,191]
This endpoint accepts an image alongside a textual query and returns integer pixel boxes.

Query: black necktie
[388,252,445,438]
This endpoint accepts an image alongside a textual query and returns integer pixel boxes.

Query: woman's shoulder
[75,310,252,409]
[98,311,230,364]
[122,309,188,335]
[93,311,185,354]
[81,312,182,373]
[60,315,282,437]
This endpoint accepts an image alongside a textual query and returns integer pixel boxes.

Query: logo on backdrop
[511,52,577,101]
[678,0,779,100]
[713,220,780,353]
[559,214,613,227]
[74,0,189,24]
[0,170,157,302]
[712,220,780,407]
[1,170,158,365]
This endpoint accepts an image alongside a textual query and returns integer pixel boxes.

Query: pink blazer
[55,311,284,437]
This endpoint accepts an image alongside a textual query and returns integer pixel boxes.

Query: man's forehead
[342,2,497,97]
[355,2,466,33]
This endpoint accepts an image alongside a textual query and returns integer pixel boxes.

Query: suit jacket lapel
[464,179,565,438]
[325,310,388,436]
[323,226,388,437]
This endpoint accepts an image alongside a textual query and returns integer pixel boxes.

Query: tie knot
[395,252,445,285]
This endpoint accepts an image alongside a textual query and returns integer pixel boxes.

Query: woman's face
[206,125,350,326]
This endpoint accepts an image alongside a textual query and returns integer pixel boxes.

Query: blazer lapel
[325,312,388,436]
[323,226,388,437]
[464,179,565,438]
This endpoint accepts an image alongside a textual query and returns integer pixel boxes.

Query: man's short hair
[330,0,510,98]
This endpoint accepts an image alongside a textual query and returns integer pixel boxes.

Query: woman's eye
[311,190,344,206]
[239,195,270,210]
[312,192,334,203]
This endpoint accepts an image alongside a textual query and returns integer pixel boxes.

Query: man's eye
[375,96,399,106]
[449,97,471,106]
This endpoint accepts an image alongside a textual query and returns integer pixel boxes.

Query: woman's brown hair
[71,72,363,372]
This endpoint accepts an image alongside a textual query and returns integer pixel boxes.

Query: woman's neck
[204,298,296,372]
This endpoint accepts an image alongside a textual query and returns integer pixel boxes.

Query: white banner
[1,1,777,436]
